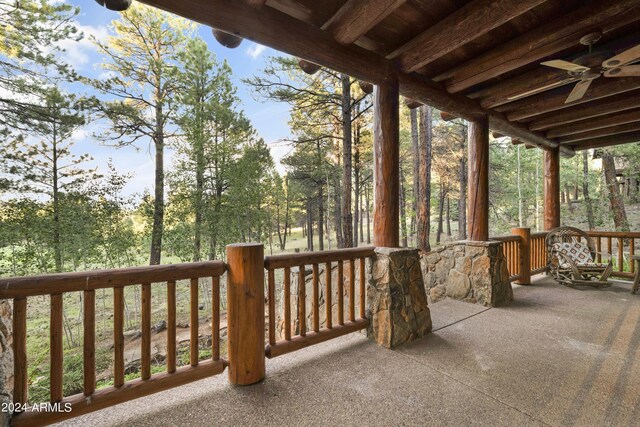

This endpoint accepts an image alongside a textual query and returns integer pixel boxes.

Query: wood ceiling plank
[388,0,546,73]
[546,109,640,138]
[506,78,640,122]
[569,131,640,150]
[440,0,640,93]
[558,122,640,143]
[528,91,640,131]
[323,0,406,45]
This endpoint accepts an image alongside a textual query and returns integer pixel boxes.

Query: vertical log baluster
[607,237,612,262]
[212,276,220,361]
[50,293,63,402]
[312,264,319,333]
[596,237,602,263]
[359,258,366,319]
[141,283,151,380]
[631,239,636,273]
[267,269,276,346]
[298,265,306,337]
[284,267,291,340]
[83,290,95,396]
[13,297,27,404]
[325,262,332,329]
[167,280,176,373]
[349,259,355,322]
[618,238,624,272]
[113,287,124,387]
[190,278,199,366]
[338,261,344,325]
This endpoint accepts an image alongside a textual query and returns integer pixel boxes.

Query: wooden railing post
[226,243,265,385]
[512,227,531,285]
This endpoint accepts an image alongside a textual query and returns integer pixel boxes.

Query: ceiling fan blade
[604,65,640,77]
[565,79,592,104]
[507,78,577,100]
[540,60,590,73]
[602,44,640,68]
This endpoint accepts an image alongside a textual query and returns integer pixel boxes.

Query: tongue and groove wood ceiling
[142,0,640,154]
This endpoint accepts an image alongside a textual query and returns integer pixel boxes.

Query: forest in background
[2,0,640,404]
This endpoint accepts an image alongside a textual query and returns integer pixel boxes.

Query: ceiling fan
[538,32,640,104]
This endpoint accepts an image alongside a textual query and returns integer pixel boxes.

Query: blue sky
[66,0,294,195]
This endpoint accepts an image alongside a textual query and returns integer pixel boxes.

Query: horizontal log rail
[587,231,640,278]
[264,247,375,358]
[2,262,227,426]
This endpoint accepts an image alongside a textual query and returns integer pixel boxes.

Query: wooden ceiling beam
[139,0,570,155]
[546,109,640,138]
[505,78,640,122]
[244,0,266,6]
[322,0,406,45]
[558,122,640,144]
[570,131,640,151]
[438,0,640,93]
[388,0,546,73]
[528,92,640,131]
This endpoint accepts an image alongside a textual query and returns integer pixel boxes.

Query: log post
[373,74,400,247]
[467,116,489,241]
[511,227,531,285]
[226,243,265,385]
[544,147,560,230]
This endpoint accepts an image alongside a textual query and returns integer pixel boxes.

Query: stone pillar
[367,248,432,348]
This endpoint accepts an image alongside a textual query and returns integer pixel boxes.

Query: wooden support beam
[323,0,406,45]
[558,122,640,144]
[468,117,490,241]
[139,0,567,154]
[440,111,457,121]
[226,243,265,385]
[389,0,545,73]
[544,148,560,230]
[244,0,266,6]
[505,78,640,122]
[373,75,400,247]
[528,92,640,131]
[570,131,640,151]
[493,132,505,139]
[547,109,640,138]
[440,0,640,93]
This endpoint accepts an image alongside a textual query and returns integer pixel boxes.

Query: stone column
[367,248,432,348]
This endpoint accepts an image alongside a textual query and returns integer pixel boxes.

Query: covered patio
[64,275,640,426]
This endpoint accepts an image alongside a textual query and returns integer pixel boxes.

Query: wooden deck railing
[0,262,227,426]
[263,247,375,358]
[491,234,522,282]
[588,231,640,278]
[530,231,549,275]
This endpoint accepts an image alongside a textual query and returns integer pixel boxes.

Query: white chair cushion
[552,242,593,268]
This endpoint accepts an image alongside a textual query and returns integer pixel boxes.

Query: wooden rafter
[558,122,640,144]
[547,109,640,138]
[439,0,640,93]
[505,78,640,122]
[570,131,640,151]
[528,91,640,131]
[388,0,546,73]
[323,0,406,45]
[139,0,568,154]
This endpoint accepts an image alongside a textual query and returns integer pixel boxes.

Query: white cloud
[246,43,266,59]
[55,23,109,68]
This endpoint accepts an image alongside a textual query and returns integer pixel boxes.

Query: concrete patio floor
[62,275,640,427]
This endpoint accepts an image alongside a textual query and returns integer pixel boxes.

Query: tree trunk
[341,74,353,248]
[317,187,324,251]
[602,151,630,231]
[193,139,204,262]
[52,124,62,273]
[353,122,360,247]
[334,176,344,248]
[149,126,165,265]
[535,154,540,231]
[366,184,371,244]
[417,105,432,252]
[517,144,524,227]
[400,166,408,247]
[582,150,595,230]
[411,108,420,241]
[446,195,451,237]
[458,124,467,239]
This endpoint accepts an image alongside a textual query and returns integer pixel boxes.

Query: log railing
[491,234,522,282]
[263,247,375,358]
[588,231,640,278]
[530,231,549,275]
[0,261,227,426]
